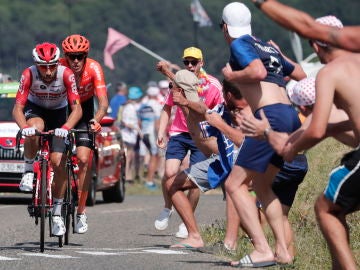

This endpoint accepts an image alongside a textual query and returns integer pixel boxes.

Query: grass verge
[200,138,360,269]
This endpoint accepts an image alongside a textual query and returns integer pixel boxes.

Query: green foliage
[0,0,358,96]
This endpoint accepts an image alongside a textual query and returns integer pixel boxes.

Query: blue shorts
[236,104,301,173]
[166,133,206,166]
[272,154,308,207]
[324,148,360,213]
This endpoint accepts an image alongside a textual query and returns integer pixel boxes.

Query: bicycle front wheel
[40,160,47,252]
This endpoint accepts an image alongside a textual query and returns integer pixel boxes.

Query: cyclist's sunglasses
[67,53,87,61]
[183,60,199,66]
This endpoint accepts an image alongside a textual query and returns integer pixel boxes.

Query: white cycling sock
[24,157,35,173]
[53,198,64,216]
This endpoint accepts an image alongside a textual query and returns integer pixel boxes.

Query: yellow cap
[183,47,203,60]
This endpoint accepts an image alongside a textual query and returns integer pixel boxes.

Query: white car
[0,83,24,191]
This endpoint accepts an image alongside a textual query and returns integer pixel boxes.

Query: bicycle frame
[32,137,52,213]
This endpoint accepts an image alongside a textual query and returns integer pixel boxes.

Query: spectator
[250,15,360,269]
[109,82,128,120]
[219,2,306,266]
[138,86,162,190]
[158,79,170,104]
[120,86,143,183]
[155,47,223,237]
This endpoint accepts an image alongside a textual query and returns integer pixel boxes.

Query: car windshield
[0,95,15,121]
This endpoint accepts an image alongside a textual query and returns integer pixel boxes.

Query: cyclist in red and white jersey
[12,42,82,236]
[59,34,108,234]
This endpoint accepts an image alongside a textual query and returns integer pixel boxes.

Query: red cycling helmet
[32,42,60,64]
[62,34,90,54]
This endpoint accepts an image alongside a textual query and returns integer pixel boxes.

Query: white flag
[191,0,212,27]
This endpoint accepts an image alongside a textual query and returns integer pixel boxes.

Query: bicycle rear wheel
[40,160,47,252]
[63,163,75,245]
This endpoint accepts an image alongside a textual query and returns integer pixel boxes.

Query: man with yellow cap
[155,47,223,238]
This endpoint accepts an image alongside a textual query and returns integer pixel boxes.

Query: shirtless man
[250,0,360,52]
[219,2,306,266]
[247,16,360,270]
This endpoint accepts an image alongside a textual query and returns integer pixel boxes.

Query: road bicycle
[16,129,91,252]
[16,130,59,252]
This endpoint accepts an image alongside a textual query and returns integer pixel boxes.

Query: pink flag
[103,28,131,70]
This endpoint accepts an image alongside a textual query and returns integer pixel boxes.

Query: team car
[0,84,126,205]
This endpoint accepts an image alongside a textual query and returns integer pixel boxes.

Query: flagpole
[129,40,167,62]
[193,21,199,47]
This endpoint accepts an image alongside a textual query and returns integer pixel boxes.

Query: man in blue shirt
[109,82,127,120]
[220,2,306,267]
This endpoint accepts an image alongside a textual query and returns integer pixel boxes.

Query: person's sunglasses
[183,60,199,66]
[169,82,173,89]
[219,21,225,30]
[37,63,58,71]
[67,53,86,61]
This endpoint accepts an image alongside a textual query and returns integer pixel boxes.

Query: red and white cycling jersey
[16,65,79,109]
[59,58,107,103]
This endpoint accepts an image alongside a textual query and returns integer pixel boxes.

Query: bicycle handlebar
[15,128,97,152]
[15,130,55,152]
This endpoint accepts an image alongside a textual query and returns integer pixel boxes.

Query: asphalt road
[0,192,233,270]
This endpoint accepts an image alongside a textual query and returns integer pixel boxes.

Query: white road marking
[3,247,189,261]
[143,249,188,255]
[76,251,144,256]
[62,247,152,251]
[0,255,20,261]
[21,253,80,259]
[101,207,149,214]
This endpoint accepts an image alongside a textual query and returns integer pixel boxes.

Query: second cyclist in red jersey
[60,34,109,234]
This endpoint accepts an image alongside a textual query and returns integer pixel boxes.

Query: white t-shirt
[120,102,140,144]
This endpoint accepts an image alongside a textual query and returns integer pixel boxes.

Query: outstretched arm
[252,0,360,52]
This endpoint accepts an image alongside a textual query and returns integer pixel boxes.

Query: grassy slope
[201,138,360,269]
